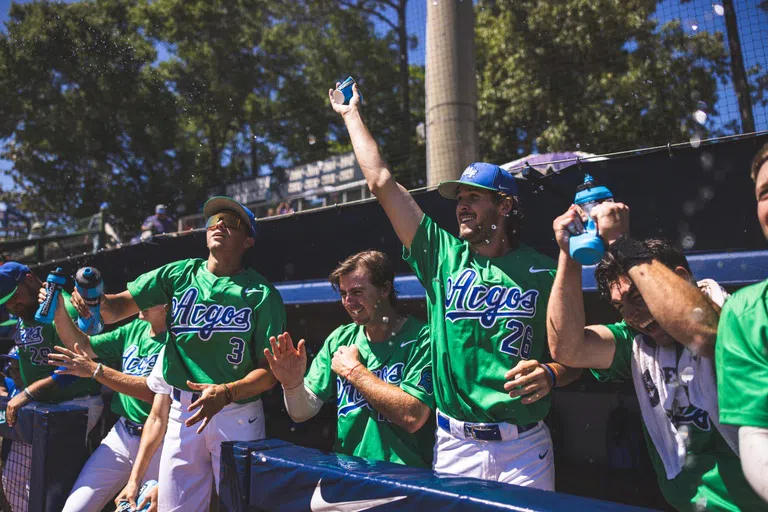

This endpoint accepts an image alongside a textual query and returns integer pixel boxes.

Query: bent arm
[126,393,170,487]
[54,294,97,359]
[548,363,583,387]
[347,367,431,433]
[342,110,423,249]
[26,375,59,400]
[282,383,324,423]
[99,291,140,325]
[627,260,719,357]
[225,358,277,402]
[547,252,617,368]
[739,426,768,502]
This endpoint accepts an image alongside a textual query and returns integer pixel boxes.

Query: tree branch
[338,0,397,30]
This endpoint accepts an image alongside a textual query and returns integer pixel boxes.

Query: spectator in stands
[0,262,103,511]
[45,298,167,512]
[26,222,43,240]
[266,207,276,217]
[140,204,176,238]
[715,143,768,505]
[547,202,765,511]
[277,201,294,215]
[265,250,435,467]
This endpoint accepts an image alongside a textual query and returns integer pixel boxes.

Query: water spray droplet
[491,224,497,230]
[382,316,389,324]
[681,366,694,384]
[713,4,724,16]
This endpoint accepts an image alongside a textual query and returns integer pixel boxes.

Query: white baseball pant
[158,389,265,511]
[61,417,163,512]
[1,395,103,512]
[433,410,555,490]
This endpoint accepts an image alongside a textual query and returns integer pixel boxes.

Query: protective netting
[1,440,32,512]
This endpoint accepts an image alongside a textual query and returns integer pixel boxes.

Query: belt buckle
[464,423,501,441]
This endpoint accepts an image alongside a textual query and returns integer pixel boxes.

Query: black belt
[172,387,200,403]
[436,412,538,441]
[123,418,144,437]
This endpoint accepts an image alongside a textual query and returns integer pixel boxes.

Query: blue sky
[1,0,766,192]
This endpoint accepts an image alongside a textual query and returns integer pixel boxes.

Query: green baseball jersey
[716,279,768,430]
[90,318,167,424]
[403,214,556,424]
[304,316,435,468]
[127,258,286,403]
[593,321,764,512]
[15,292,101,403]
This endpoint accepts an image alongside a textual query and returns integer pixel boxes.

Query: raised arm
[48,292,97,358]
[592,203,719,357]
[331,345,430,433]
[70,289,139,325]
[330,84,423,249]
[547,207,618,369]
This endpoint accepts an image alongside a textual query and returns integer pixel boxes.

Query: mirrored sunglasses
[205,211,243,230]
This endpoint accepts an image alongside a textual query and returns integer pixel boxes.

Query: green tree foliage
[475,0,729,162]
[0,0,180,229]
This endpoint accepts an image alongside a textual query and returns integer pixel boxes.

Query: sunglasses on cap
[205,211,244,231]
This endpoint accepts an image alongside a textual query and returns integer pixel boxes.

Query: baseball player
[70,196,286,511]
[0,262,103,512]
[0,347,22,398]
[45,297,168,512]
[115,348,172,512]
[715,143,768,505]
[329,85,581,489]
[548,202,765,511]
[266,250,434,467]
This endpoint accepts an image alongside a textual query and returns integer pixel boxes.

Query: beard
[459,210,503,245]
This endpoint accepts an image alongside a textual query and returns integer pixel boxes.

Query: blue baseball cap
[437,162,519,199]
[0,346,19,360]
[0,262,30,306]
[203,196,257,237]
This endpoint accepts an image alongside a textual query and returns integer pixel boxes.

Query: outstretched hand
[185,381,229,434]
[329,82,361,117]
[48,344,97,378]
[263,332,307,389]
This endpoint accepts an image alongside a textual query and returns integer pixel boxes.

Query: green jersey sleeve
[399,324,434,409]
[716,283,768,428]
[590,321,634,382]
[304,328,342,402]
[403,215,462,288]
[127,261,184,310]
[89,323,128,365]
[250,288,286,358]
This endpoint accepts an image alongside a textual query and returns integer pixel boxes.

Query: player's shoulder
[239,268,284,301]
[325,323,359,347]
[723,278,768,315]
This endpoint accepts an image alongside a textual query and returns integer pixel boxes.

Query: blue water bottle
[569,174,614,265]
[75,267,104,335]
[136,479,158,511]
[35,268,67,324]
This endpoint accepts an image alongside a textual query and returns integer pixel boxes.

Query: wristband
[91,362,103,380]
[222,383,234,405]
[540,364,557,388]
[608,235,653,272]
[345,363,362,380]
[23,387,36,401]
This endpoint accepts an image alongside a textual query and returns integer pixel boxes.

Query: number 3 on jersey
[499,320,533,359]
[227,337,245,365]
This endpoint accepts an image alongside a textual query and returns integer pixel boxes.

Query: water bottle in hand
[35,268,67,324]
[569,174,614,265]
[75,267,104,335]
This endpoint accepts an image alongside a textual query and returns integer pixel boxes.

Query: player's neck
[206,253,243,277]
[148,320,168,338]
[365,309,404,343]
[470,231,513,258]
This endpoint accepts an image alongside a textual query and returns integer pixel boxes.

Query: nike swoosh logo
[399,339,417,348]
[248,417,259,424]
[538,449,549,460]
[310,479,407,511]
[244,288,262,295]
[529,266,552,274]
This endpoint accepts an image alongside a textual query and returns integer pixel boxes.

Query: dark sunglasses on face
[205,211,243,231]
